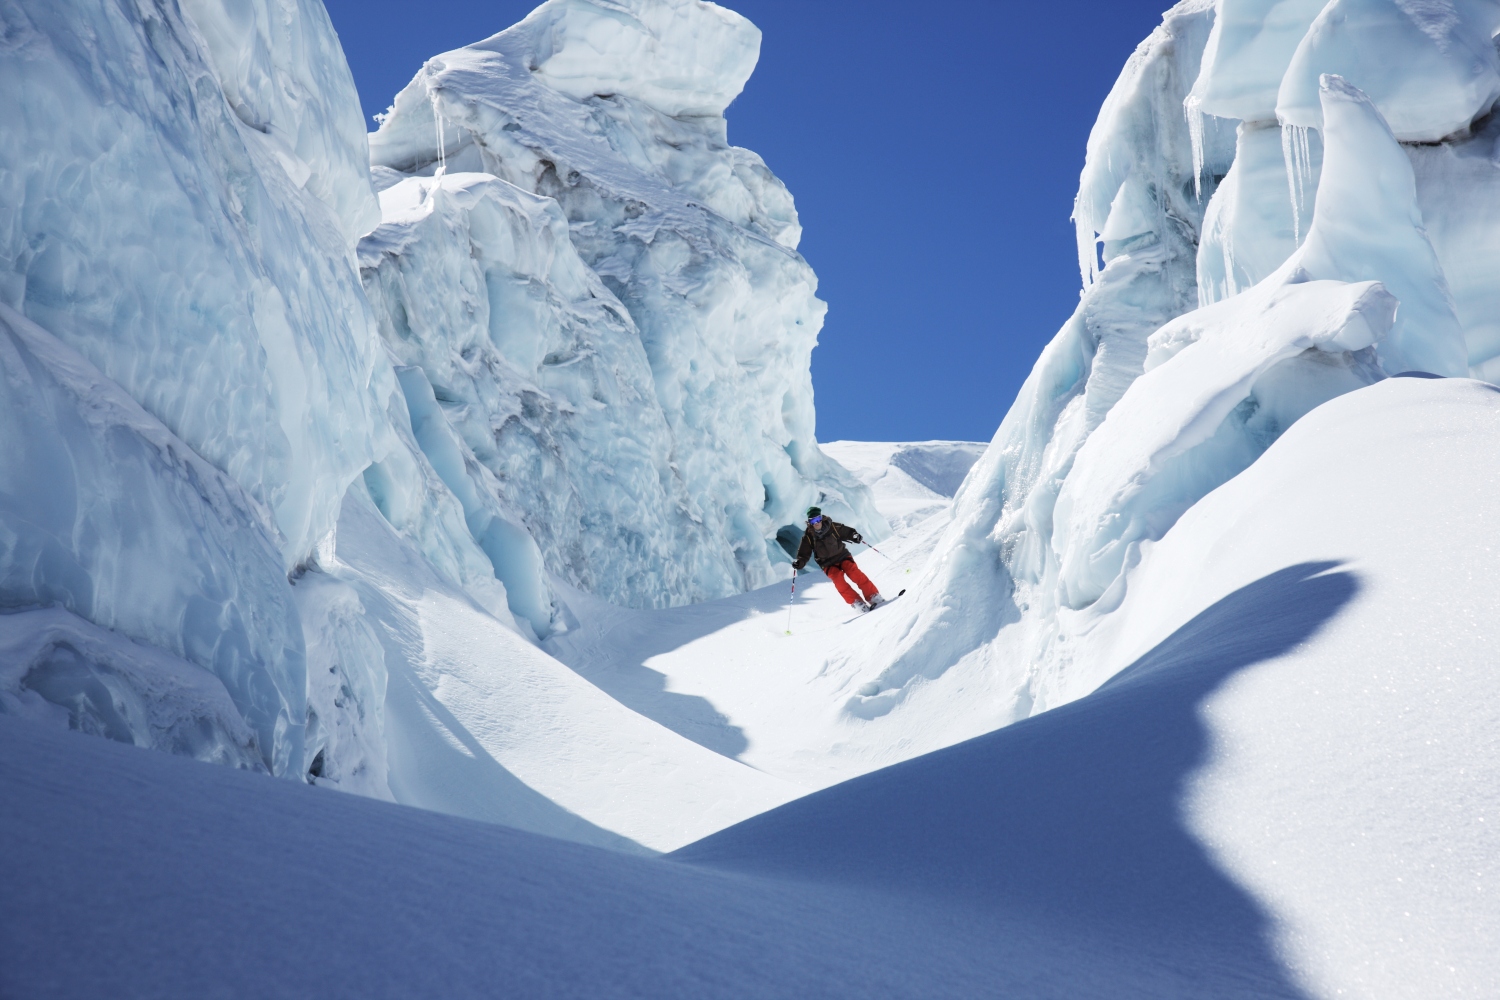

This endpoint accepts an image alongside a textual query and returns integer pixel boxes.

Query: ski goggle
[808,515,824,525]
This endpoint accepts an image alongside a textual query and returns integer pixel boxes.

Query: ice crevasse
[861,0,1500,726]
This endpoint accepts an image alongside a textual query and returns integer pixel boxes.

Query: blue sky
[324,0,1175,443]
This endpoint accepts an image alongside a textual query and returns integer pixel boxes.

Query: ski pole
[785,568,797,635]
[863,541,909,574]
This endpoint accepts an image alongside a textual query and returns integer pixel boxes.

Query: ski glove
[852,533,863,544]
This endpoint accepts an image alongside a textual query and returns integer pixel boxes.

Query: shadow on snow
[676,561,1358,995]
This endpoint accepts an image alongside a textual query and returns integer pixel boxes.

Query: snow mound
[0,607,263,772]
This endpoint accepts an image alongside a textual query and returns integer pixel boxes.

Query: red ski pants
[825,559,878,605]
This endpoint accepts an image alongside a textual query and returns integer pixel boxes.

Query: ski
[843,589,906,624]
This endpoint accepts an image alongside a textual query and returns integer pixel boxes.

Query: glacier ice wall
[858,0,1500,724]
[0,0,435,791]
[0,302,306,775]
[0,0,389,567]
[361,0,883,607]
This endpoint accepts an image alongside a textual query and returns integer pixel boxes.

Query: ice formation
[362,0,882,608]
[860,0,1500,726]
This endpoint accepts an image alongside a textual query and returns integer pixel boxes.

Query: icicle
[1185,97,1206,200]
[1280,122,1314,245]
[429,86,447,181]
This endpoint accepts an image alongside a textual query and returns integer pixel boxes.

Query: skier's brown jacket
[792,519,863,571]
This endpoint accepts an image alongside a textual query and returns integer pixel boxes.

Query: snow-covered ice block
[858,1,1226,699]
[364,0,883,601]
[1277,0,1500,142]
[0,606,264,772]
[1285,75,1467,376]
[524,0,761,118]
[0,0,390,567]
[1409,111,1500,378]
[391,363,551,637]
[1052,277,1390,609]
[361,173,752,611]
[1076,0,1234,283]
[1187,0,1330,123]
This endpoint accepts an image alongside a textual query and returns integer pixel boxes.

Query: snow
[6,380,1496,997]
[819,439,985,529]
[331,477,798,852]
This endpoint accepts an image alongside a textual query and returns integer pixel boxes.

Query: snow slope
[688,375,1500,998]
[328,480,798,852]
[7,377,1495,999]
[545,440,986,789]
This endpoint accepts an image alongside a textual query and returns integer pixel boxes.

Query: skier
[791,507,884,611]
